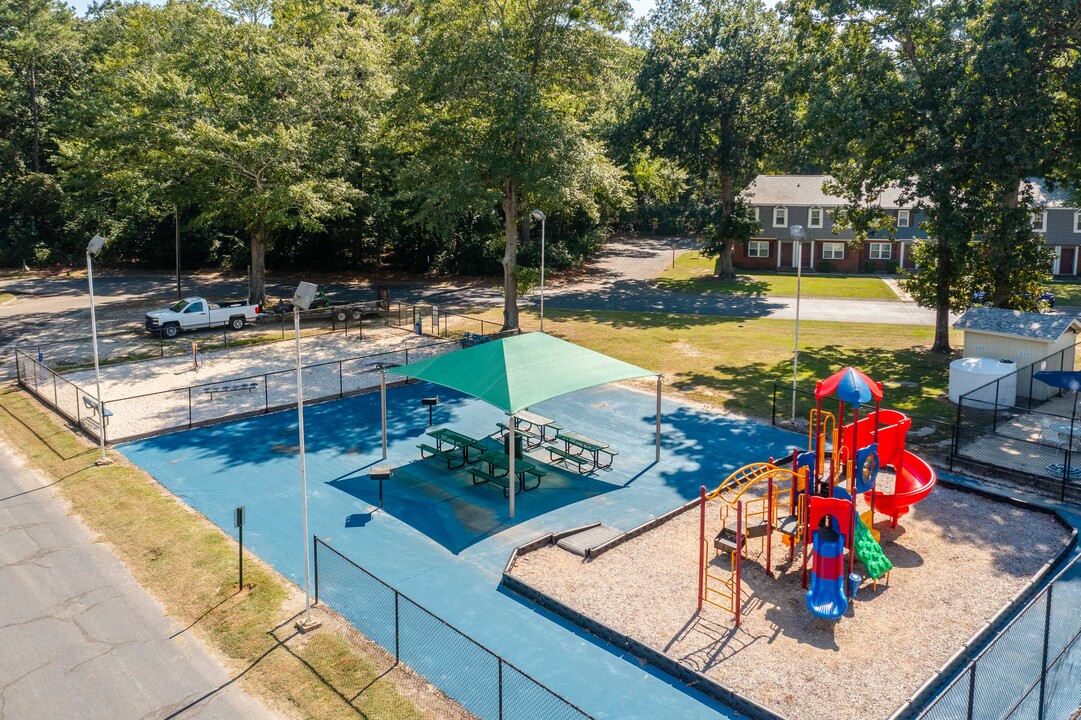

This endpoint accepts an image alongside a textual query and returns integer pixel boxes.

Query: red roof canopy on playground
[814,367,883,404]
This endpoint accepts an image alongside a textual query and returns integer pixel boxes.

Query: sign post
[235,506,245,589]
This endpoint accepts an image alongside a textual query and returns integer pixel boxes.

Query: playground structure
[699,367,938,625]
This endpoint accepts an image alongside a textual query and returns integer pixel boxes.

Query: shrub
[818,260,833,273]
[884,261,898,274]
[863,260,878,274]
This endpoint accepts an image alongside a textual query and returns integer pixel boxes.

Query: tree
[635,0,794,278]
[399,0,630,331]
[58,0,388,301]
[0,0,82,265]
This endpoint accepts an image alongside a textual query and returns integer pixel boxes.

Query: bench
[205,382,258,400]
[468,467,512,496]
[81,395,114,424]
[496,422,542,447]
[461,331,491,347]
[417,443,465,469]
[545,445,593,474]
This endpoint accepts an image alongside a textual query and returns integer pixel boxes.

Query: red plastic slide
[842,409,937,525]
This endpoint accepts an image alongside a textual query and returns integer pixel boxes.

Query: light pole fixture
[291,281,321,632]
[789,225,806,423]
[530,209,546,331]
[86,235,109,465]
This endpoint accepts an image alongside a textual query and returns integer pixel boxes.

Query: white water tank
[948,357,1017,408]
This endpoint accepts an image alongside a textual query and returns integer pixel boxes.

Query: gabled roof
[391,332,658,414]
[1023,178,1078,210]
[744,175,914,209]
[953,307,1081,342]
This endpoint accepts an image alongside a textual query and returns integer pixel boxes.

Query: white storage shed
[952,307,1081,403]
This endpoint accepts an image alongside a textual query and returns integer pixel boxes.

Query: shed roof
[952,307,1081,342]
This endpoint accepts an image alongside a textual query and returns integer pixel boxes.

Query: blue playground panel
[118,381,808,719]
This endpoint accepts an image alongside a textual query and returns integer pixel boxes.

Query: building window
[897,209,910,228]
[773,206,788,228]
[869,242,892,260]
[747,240,770,258]
[1074,211,1081,233]
[822,242,845,260]
[808,206,823,228]
[1033,211,1047,232]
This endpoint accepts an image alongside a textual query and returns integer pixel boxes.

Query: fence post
[264,374,269,413]
[394,592,400,663]
[52,373,59,408]
[188,387,193,429]
[313,538,320,604]
[992,379,999,433]
[498,659,504,720]
[771,383,778,426]
[1037,583,1053,720]
[76,390,81,426]
[966,663,976,720]
[339,360,344,399]
[951,397,964,469]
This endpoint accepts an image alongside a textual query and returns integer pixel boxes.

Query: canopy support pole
[380,370,387,459]
[509,416,516,518]
[655,375,662,462]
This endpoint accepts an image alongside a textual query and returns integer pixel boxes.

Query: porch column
[776,241,782,268]
[810,240,816,270]
[1054,246,1062,275]
[1073,247,1078,276]
[899,242,906,269]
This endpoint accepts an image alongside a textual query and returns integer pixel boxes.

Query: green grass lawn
[1049,280,1081,306]
[656,253,899,300]
[466,307,961,424]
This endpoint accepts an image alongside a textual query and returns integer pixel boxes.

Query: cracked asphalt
[0,444,282,719]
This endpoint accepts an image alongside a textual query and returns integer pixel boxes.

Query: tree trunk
[250,227,267,305]
[714,172,736,279]
[932,233,952,353]
[29,54,40,173]
[991,187,1020,308]
[502,182,519,331]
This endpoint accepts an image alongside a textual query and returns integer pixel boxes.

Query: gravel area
[511,480,1069,720]
[52,327,454,442]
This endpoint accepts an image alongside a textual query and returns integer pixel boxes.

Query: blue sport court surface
[118,381,816,719]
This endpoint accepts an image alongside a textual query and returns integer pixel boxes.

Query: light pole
[789,225,805,423]
[86,234,109,465]
[291,281,320,632]
[530,209,546,331]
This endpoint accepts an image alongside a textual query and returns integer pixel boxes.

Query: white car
[145,297,261,338]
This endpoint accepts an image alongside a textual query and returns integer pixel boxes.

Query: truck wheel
[334,309,348,323]
[230,316,245,331]
[351,309,362,321]
[163,324,180,339]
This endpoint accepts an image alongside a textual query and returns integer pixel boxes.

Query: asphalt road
[0,445,281,720]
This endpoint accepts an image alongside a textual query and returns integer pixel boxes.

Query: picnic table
[469,450,546,496]
[421,427,486,466]
[551,430,618,471]
[498,411,562,449]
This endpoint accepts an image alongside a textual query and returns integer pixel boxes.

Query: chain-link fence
[916,553,1081,720]
[314,538,595,720]
[770,383,956,462]
[23,301,433,372]
[14,340,457,443]
[950,342,1081,503]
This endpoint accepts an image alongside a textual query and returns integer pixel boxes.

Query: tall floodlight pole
[531,209,546,331]
[86,235,109,465]
[175,206,182,300]
[789,225,806,423]
[292,281,320,632]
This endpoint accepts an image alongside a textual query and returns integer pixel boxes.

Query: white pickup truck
[144,297,261,338]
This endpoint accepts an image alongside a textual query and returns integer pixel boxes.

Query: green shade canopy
[391,332,658,413]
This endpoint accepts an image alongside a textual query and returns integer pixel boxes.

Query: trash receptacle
[503,433,523,459]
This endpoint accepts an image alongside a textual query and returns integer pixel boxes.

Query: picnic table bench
[426,427,485,463]
[554,430,618,470]
[81,395,113,424]
[461,331,491,347]
[204,382,258,400]
[472,451,546,495]
[417,442,466,469]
